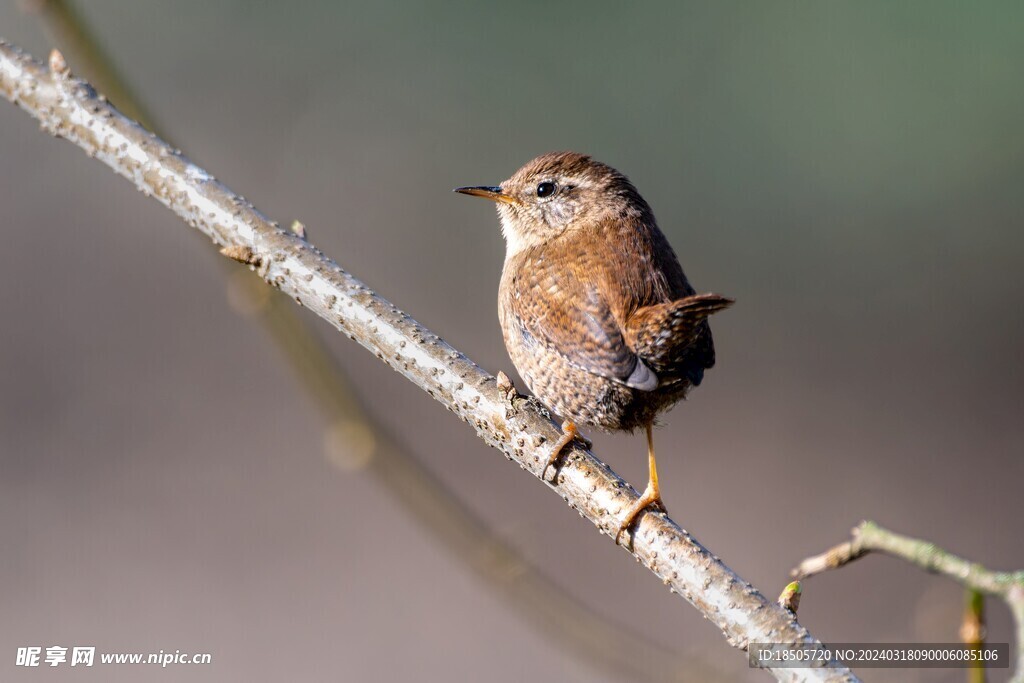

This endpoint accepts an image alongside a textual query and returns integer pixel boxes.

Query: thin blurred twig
[0,41,860,681]
[793,520,1024,682]
[15,3,709,680]
[962,589,987,683]
[22,0,154,127]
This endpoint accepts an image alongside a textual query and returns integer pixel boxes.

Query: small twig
[0,40,858,681]
[793,520,1024,682]
[219,244,259,265]
[961,589,986,683]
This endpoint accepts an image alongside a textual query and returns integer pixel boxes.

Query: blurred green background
[1,2,1022,681]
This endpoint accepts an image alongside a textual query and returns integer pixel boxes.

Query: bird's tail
[627,293,734,373]
[666,293,734,320]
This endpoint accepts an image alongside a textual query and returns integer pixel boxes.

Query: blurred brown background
[1,2,1022,681]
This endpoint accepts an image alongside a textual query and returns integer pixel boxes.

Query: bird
[455,152,732,544]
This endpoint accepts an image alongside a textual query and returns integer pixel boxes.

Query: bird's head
[455,151,652,257]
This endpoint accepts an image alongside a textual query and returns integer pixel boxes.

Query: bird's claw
[614,488,666,547]
[542,421,589,482]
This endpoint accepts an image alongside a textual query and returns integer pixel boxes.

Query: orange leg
[542,421,591,482]
[615,422,666,545]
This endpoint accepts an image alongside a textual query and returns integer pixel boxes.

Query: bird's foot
[542,421,591,482]
[614,485,666,547]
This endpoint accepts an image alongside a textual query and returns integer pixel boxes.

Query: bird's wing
[587,214,730,385]
[505,248,657,391]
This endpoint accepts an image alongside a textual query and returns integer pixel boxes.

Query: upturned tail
[626,293,734,383]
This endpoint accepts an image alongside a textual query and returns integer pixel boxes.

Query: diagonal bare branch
[18,2,712,677]
[0,40,859,681]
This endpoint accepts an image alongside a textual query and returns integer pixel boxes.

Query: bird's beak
[453,185,518,205]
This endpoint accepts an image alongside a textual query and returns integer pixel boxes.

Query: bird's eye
[536,181,556,198]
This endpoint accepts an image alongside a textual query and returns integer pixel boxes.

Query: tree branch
[14,3,704,678]
[793,520,1024,682]
[0,40,858,681]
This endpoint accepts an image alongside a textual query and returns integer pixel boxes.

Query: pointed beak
[453,185,518,205]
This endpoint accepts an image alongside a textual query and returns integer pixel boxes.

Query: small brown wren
[455,152,732,543]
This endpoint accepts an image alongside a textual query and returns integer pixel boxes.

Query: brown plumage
[456,152,732,543]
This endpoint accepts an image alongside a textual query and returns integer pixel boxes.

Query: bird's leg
[542,421,591,482]
[615,422,666,545]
